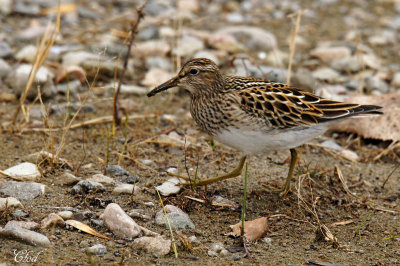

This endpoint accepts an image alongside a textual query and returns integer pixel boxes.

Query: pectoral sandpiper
[147,58,382,196]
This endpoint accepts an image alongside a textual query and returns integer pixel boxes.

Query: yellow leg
[279,148,299,196]
[168,156,247,186]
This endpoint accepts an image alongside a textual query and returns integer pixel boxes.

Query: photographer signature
[13,249,43,263]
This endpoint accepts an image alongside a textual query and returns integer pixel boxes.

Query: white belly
[214,125,329,155]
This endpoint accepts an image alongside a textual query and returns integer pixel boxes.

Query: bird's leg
[168,156,247,186]
[279,148,299,196]
[264,148,299,196]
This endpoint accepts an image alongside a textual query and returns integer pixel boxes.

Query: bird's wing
[228,77,382,129]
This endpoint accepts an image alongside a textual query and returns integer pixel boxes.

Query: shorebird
[147,58,382,195]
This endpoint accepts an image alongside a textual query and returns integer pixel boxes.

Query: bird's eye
[189,68,199,75]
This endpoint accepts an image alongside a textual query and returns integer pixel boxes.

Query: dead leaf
[229,217,268,242]
[330,92,400,141]
[65,220,109,239]
[329,220,354,227]
[55,65,86,83]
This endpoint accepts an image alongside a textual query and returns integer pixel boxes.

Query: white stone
[133,236,171,257]
[103,203,142,240]
[57,211,73,220]
[173,35,205,57]
[142,68,172,87]
[15,45,38,63]
[0,197,23,210]
[391,72,400,88]
[112,184,139,194]
[155,178,184,196]
[3,162,41,181]
[312,67,344,83]
[87,174,114,185]
[310,46,351,64]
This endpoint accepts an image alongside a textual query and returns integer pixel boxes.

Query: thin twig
[381,163,400,189]
[286,10,304,85]
[113,1,147,127]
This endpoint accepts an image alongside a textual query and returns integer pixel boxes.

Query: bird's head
[147,58,223,98]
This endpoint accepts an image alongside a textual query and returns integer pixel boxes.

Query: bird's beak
[147,76,179,97]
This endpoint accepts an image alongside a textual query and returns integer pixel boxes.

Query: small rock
[211,195,239,209]
[112,184,139,194]
[54,172,81,185]
[7,64,55,98]
[57,211,73,220]
[0,197,23,210]
[142,68,173,88]
[0,41,12,58]
[331,56,362,72]
[133,40,171,58]
[188,235,201,245]
[138,27,159,41]
[128,209,151,221]
[3,162,41,181]
[121,176,140,184]
[5,220,39,230]
[173,35,205,57]
[312,67,345,83]
[87,244,107,256]
[155,204,195,229]
[321,139,343,151]
[0,226,51,247]
[262,237,273,245]
[146,56,172,71]
[339,149,359,162]
[15,45,38,63]
[0,181,46,201]
[106,165,129,176]
[103,203,142,240]
[50,102,96,116]
[71,180,105,194]
[208,242,228,257]
[0,58,11,78]
[366,76,389,93]
[12,210,29,218]
[41,213,65,229]
[87,174,114,185]
[310,46,351,64]
[155,178,184,196]
[391,72,400,88]
[166,167,178,175]
[141,159,154,166]
[133,236,171,257]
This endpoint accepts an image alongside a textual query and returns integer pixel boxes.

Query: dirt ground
[0,0,400,265]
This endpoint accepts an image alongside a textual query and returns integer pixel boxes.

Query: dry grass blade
[286,9,305,85]
[335,165,356,197]
[329,220,354,227]
[11,3,61,127]
[65,220,109,239]
[113,1,147,127]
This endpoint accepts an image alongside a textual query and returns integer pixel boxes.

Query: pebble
[215,26,277,51]
[173,35,205,57]
[366,76,390,93]
[5,220,39,230]
[41,213,65,229]
[62,51,104,67]
[54,172,81,185]
[2,162,41,181]
[142,68,173,88]
[189,235,201,245]
[71,180,105,194]
[321,139,343,151]
[55,80,83,96]
[12,210,29,218]
[262,237,273,245]
[0,226,51,247]
[133,236,171,257]
[6,64,54,99]
[87,244,108,256]
[331,56,362,72]
[106,165,129,176]
[133,40,171,58]
[0,181,46,201]
[166,167,178,175]
[121,176,140,184]
[146,56,172,71]
[128,209,152,221]
[138,27,159,41]
[211,195,239,209]
[103,203,142,240]
[208,32,245,53]
[0,41,12,58]
[155,204,195,229]
[155,178,184,196]
[15,45,38,63]
[112,184,139,194]
[0,58,11,78]
[57,211,73,220]
[310,46,351,64]
[87,174,114,185]
[50,103,96,116]
[208,242,229,257]
[391,72,400,88]
[312,67,345,83]
[0,197,23,210]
